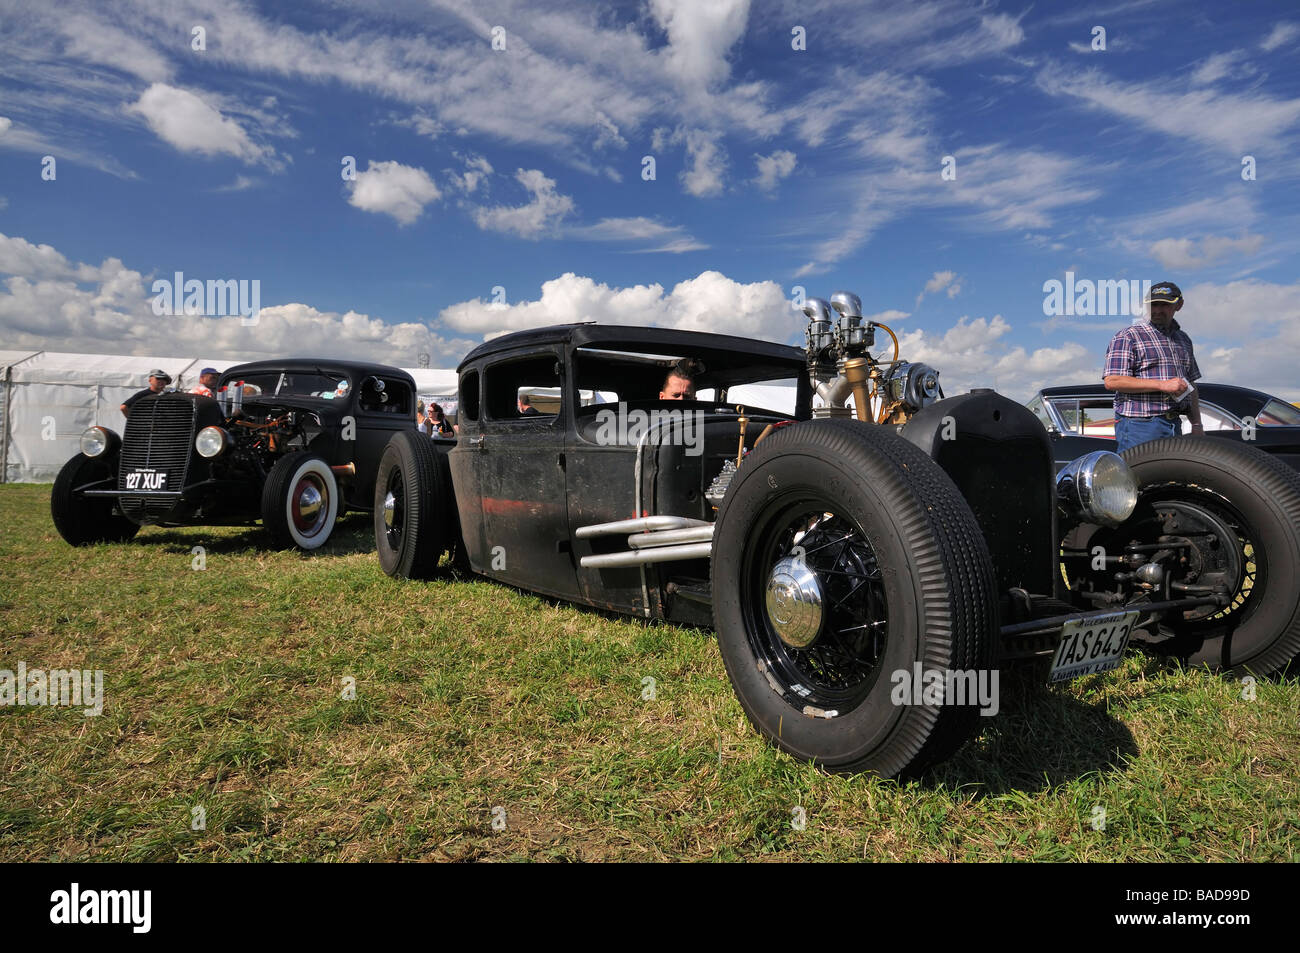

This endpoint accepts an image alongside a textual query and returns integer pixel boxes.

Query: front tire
[1116,437,1300,675]
[261,454,339,551]
[711,419,998,778]
[50,454,139,546]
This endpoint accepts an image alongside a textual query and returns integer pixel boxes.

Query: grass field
[1,482,1296,861]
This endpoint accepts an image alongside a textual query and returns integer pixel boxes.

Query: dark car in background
[1030,383,1300,473]
[51,359,416,551]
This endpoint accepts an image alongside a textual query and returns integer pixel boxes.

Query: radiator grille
[118,394,196,521]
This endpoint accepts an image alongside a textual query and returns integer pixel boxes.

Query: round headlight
[1057,450,1138,526]
[195,426,230,458]
[80,427,110,457]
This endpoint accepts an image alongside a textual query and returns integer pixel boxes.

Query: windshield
[221,370,349,399]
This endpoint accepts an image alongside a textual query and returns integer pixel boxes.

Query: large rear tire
[261,453,339,551]
[711,419,998,778]
[50,453,139,546]
[373,431,456,579]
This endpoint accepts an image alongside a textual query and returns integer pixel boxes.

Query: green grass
[1,482,1296,861]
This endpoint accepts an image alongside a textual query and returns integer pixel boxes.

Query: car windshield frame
[219,369,350,400]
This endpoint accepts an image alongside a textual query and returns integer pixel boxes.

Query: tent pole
[1,366,10,484]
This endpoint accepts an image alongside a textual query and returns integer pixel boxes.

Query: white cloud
[472,168,574,238]
[1260,22,1299,52]
[439,270,792,341]
[914,13,1026,66]
[1037,67,1300,154]
[567,217,707,253]
[915,270,962,307]
[213,175,257,193]
[126,83,270,164]
[0,116,11,135]
[649,0,752,91]
[347,160,441,226]
[681,130,727,197]
[1148,234,1264,269]
[1190,50,1254,86]
[445,155,493,194]
[754,150,796,193]
[0,231,471,367]
[898,314,1103,399]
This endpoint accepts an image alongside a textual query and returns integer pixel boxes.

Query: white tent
[0,351,455,483]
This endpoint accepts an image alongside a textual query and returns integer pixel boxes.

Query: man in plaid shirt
[1103,281,1204,452]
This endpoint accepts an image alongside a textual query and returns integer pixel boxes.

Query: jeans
[1115,414,1178,453]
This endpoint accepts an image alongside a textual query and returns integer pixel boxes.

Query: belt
[1118,410,1180,420]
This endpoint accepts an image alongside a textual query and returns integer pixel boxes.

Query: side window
[485,355,563,420]
[460,370,480,421]
[1080,400,1116,438]
[1197,404,1240,432]
[358,376,412,414]
[1051,399,1081,434]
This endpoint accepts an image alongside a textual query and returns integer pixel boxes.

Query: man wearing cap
[188,367,220,398]
[120,369,172,417]
[1103,281,1204,452]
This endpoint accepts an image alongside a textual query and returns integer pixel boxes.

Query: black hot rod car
[373,296,1300,777]
[52,359,416,551]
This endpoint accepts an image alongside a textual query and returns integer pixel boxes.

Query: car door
[474,351,578,600]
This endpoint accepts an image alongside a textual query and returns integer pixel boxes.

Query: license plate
[125,468,167,491]
[1048,610,1139,683]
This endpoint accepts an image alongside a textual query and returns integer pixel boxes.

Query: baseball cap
[148,368,172,382]
[1145,281,1183,305]
[200,367,219,376]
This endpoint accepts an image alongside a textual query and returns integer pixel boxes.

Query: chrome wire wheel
[741,498,889,714]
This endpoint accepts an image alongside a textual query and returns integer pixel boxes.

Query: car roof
[458,323,806,371]
[1038,382,1274,412]
[221,358,414,384]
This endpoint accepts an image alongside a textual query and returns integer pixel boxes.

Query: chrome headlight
[1056,450,1138,527]
[80,426,117,458]
[195,426,231,459]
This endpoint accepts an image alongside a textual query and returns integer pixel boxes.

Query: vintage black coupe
[1030,382,1300,472]
[52,359,416,551]
[374,298,1300,777]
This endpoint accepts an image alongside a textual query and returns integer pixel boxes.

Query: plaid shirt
[1103,319,1201,417]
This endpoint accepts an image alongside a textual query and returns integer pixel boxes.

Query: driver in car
[659,359,702,400]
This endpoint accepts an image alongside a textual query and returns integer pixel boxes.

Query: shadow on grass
[925,664,1139,794]
[139,511,377,557]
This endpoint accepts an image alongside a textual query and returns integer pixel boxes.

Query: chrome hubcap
[383,490,397,529]
[297,483,322,520]
[765,555,823,648]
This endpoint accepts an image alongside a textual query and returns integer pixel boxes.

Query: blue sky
[1,0,1298,398]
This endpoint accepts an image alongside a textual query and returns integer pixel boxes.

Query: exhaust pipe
[627,525,715,548]
[580,542,712,568]
[575,515,709,539]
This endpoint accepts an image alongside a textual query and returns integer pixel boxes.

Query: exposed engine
[201,398,326,483]
[802,291,943,424]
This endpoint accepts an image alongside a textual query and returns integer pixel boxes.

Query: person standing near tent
[120,369,171,417]
[188,367,220,398]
